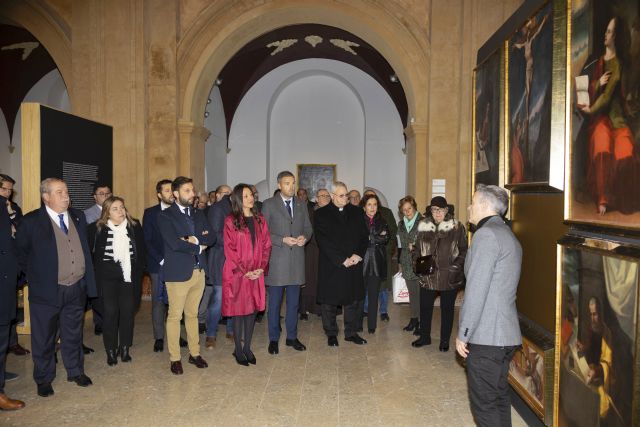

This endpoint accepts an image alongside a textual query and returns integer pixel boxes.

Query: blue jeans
[267,285,300,341]
[364,289,389,314]
[205,285,233,338]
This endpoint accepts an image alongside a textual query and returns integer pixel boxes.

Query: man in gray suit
[456,184,522,427]
[262,171,313,354]
[83,184,111,225]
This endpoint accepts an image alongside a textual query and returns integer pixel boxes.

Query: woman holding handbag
[88,196,146,365]
[411,196,467,351]
[397,196,423,333]
[222,184,272,366]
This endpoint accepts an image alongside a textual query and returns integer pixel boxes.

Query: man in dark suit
[456,184,522,427]
[158,176,214,375]
[0,194,25,410]
[203,192,234,349]
[142,179,173,352]
[15,178,97,397]
[262,171,313,355]
[314,181,369,346]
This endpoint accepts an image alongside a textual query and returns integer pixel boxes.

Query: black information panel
[39,105,112,210]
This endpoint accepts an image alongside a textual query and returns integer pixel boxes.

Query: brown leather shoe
[0,393,25,410]
[188,355,208,368]
[170,361,183,375]
[225,333,234,342]
[8,344,30,356]
[205,337,216,350]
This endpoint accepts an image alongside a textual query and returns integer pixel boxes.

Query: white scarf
[107,218,132,282]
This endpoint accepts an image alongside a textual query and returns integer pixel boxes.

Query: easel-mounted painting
[566,0,640,230]
[555,238,640,426]
[472,47,504,189]
[505,0,566,191]
[296,164,336,201]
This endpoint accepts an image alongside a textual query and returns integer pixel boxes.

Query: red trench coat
[222,214,272,316]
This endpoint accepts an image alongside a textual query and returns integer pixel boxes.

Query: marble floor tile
[1,301,529,426]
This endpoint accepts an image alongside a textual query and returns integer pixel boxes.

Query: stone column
[178,120,210,192]
[404,122,428,210]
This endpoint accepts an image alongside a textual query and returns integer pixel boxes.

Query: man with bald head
[314,182,369,346]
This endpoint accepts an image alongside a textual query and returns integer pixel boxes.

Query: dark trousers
[0,323,9,393]
[360,276,380,331]
[89,297,103,329]
[321,301,361,338]
[30,281,87,384]
[149,272,167,340]
[466,344,519,427]
[267,285,300,341]
[419,288,457,343]
[100,268,135,351]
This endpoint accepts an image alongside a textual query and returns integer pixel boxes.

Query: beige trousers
[165,269,205,362]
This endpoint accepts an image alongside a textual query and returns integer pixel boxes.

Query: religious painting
[509,336,546,419]
[556,240,640,427]
[566,0,640,230]
[296,164,336,201]
[506,2,554,187]
[473,48,503,188]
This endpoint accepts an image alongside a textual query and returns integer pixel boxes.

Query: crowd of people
[0,171,523,427]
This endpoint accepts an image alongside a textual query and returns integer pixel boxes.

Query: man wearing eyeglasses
[314,182,369,346]
[83,184,112,225]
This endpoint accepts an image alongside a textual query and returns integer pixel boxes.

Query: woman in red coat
[222,183,271,366]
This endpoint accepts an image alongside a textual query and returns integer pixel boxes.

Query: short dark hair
[0,174,15,185]
[277,171,294,182]
[93,182,110,194]
[156,179,172,194]
[208,190,216,197]
[172,176,193,192]
[361,193,381,209]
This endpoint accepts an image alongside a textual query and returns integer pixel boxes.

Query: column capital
[404,122,428,138]
[177,119,211,141]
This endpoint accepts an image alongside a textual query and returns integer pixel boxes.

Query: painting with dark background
[559,245,637,427]
[569,0,640,228]
[507,2,553,185]
[474,49,501,186]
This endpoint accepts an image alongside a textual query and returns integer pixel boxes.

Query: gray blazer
[458,216,522,346]
[83,204,101,225]
[262,195,313,286]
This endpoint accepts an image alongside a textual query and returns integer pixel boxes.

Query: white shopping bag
[392,272,410,303]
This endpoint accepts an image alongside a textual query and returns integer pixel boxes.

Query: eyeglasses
[431,207,447,214]
[317,194,330,198]
[96,192,112,197]
[0,187,13,193]
[333,193,348,198]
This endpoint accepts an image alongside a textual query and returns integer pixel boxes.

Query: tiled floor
[2,300,527,426]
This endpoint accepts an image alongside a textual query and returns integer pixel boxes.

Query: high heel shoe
[411,336,431,348]
[106,349,118,366]
[120,346,132,362]
[244,350,257,365]
[439,341,449,352]
[233,351,249,366]
[403,317,419,332]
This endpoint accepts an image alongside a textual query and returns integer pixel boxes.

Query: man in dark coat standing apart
[314,181,369,346]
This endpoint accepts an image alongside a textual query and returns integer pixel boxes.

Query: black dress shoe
[403,318,418,332]
[380,313,390,322]
[8,344,30,355]
[411,336,431,347]
[94,325,103,336]
[299,312,309,321]
[345,334,367,345]
[368,328,375,334]
[82,344,95,354]
[179,337,188,348]
[37,383,54,397]
[153,339,164,352]
[188,355,208,368]
[244,350,257,365]
[255,313,264,323]
[439,341,450,352]
[268,341,279,355]
[67,374,93,387]
[120,346,132,362]
[285,339,307,351]
[327,336,339,347]
[106,350,118,366]
[233,351,249,366]
[170,361,183,375]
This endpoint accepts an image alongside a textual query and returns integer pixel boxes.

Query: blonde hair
[96,196,139,231]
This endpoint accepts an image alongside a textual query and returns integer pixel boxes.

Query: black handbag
[414,254,437,276]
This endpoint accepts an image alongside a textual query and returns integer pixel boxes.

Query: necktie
[59,213,68,235]
[285,200,292,218]
[185,206,191,216]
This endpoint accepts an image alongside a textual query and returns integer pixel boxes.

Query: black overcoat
[0,196,17,325]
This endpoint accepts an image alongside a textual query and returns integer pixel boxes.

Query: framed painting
[472,47,504,189]
[565,0,640,230]
[555,238,640,426]
[505,0,566,191]
[296,164,336,201]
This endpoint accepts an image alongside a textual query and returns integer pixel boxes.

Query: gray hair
[40,178,64,195]
[331,181,347,193]
[316,188,329,196]
[475,184,509,215]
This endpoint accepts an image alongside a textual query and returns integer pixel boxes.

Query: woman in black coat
[88,196,146,366]
[360,194,390,334]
